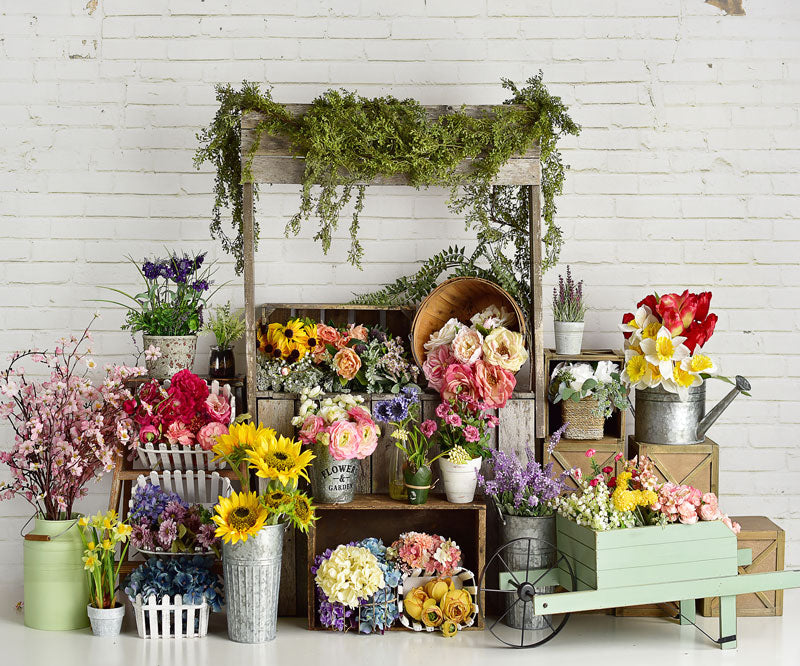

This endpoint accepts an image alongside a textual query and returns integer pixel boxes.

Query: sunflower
[212,491,268,544]
[281,319,309,347]
[212,422,276,464]
[257,322,284,357]
[282,340,307,364]
[290,493,316,532]
[246,435,315,486]
[263,489,292,510]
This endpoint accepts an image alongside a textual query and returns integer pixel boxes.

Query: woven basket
[562,397,605,440]
[410,277,526,368]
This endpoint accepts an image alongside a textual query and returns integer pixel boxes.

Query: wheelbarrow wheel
[478,536,575,648]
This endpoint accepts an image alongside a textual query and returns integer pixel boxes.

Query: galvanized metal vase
[223,523,285,643]
[310,441,360,504]
[499,514,556,630]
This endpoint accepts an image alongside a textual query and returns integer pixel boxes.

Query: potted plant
[203,301,246,378]
[552,266,586,354]
[98,251,222,380]
[0,316,146,631]
[548,361,628,440]
[79,511,132,636]
[373,388,441,505]
[210,420,317,642]
[124,556,223,639]
[477,426,571,629]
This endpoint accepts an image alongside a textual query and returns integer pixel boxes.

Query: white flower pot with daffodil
[620,291,750,445]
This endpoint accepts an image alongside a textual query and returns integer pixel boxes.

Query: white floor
[2,586,798,666]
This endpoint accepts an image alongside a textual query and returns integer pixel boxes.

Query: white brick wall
[1,0,799,585]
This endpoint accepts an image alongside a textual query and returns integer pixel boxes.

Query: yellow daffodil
[683,353,717,376]
[77,516,89,528]
[619,305,659,337]
[670,363,703,401]
[621,350,653,389]
[114,523,132,540]
[83,554,99,571]
[101,538,114,551]
[212,491,268,544]
[212,422,276,462]
[246,434,314,486]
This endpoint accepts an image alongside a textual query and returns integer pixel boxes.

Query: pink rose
[299,415,325,444]
[327,421,362,461]
[451,328,483,366]
[699,503,721,521]
[317,324,342,349]
[197,421,228,451]
[347,324,369,342]
[139,424,159,445]
[701,492,718,509]
[473,360,515,408]
[721,514,741,534]
[204,393,231,424]
[165,421,195,447]
[420,419,437,438]
[423,346,455,393]
[441,363,479,404]
[585,449,596,458]
[347,406,372,423]
[356,420,379,458]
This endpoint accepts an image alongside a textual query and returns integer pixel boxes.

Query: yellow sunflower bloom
[303,322,320,352]
[281,319,309,347]
[246,435,315,486]
[257,322,284,358]
[281,339,308,364]
[212,491,268,544]
[263,490,292,510]
[290,493,316,532]
[212,422,276,462]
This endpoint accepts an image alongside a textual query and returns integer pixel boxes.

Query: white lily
[640,326,690,380]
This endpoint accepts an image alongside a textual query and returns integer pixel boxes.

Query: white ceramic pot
[553,321,584,355]
[87,603,125,637]
[439,457,483,504]
[142,334,197,380]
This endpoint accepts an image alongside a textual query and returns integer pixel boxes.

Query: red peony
[169,370,209,408]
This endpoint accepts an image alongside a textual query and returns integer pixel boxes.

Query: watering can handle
[20,515,79,542]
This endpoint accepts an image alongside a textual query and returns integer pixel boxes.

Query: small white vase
[87,603,125,637]
[553,321,584,355]
[439,457,483,504]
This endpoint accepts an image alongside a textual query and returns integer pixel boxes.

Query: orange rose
[333,347,361,380]
[317,324,341,348]
[347,324,369,342]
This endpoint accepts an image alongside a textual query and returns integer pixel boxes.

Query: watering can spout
[696,375,751,441]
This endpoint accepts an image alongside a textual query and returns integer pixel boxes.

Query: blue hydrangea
[124,555,223,612]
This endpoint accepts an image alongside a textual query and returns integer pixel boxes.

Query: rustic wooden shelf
[307,494,486,631]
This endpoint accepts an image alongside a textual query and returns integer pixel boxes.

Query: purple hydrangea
[129,482,187,528]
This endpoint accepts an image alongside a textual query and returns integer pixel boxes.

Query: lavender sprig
[552,265,586,322]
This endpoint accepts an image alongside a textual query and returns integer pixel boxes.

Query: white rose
[423,317,463,352]
[593,361,618,386]
[568,363,596,394]
[470,304,513,329]
[320,405,348,424]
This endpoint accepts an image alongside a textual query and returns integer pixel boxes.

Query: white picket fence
[130,594,210,639]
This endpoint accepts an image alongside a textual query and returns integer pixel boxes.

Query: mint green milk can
[23,516,89,630]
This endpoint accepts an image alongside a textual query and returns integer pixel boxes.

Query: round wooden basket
[410,277,526,368]
[562,397,605,440]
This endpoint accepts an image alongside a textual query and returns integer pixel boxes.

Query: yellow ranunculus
[441,619,458,638]
[482,328,528,373]
[442,588,471,623]
[404,587,428,621]
[421,598,444,628]
[424,579,450,602]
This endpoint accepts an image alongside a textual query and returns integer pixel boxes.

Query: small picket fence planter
[398,567,479,633]
[130,594,210,639]
[135,381,235,472]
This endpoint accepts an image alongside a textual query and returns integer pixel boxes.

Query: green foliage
[202,301,246,349]
[194,74,579,277]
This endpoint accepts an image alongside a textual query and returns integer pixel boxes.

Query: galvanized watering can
[633,375,750,445]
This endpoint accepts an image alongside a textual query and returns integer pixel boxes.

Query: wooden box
[699,516,785,617]
[545,437,624,492]
[307,495,486,630]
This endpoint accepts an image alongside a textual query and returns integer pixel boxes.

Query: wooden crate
[616,436,720,617]
[699,516,785,617]
[306,494,486,631]
[260,302,414,340]
[545,437,624,492]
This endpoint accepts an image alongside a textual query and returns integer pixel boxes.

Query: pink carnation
[165,421,194,447]
[420,420,437,438]
[435,402,449,419]
[462,425,480,443]
[196,421,228,451]
[445,413,462,428]
[423,345,455,393]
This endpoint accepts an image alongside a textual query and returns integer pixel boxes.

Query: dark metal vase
[209,346,235,379]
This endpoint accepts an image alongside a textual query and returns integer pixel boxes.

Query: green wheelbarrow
[479,515,800,649]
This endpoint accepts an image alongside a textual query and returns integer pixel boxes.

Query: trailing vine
[194,73,579,277]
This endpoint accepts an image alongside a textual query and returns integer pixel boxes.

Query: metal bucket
[310,441,359,504]
[634,384,705,445]
[499,514,556,631]
[223,523,285,643]
[23,517,89,631]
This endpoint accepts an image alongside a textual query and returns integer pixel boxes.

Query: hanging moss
[194,73,579,276]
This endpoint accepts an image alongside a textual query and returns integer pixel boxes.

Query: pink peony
[699,502,721,522]
[196,421,228,451]
[441,363,479,404]
[327,421,363,461]
[139,424,159,445]
[677,501,698,524]
[451,328,483,366]
[463,425,480,443]
[420,419,437,438]
[347,324,369,342]
[473,360,515,408]
[204,393,231,424]
[165,421,195,447]
[298,415,325,444]
[356,420,379,458]
[423,345,455,393]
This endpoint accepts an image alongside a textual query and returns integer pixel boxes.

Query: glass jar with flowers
[202,301,246,378]
[79,511,132,636]
[98,251,224,380]
[0,316,146,630]
[373,387,442,505]
[548,360,628,440]
[477,425,572,630]
[209,420,317,642]
[552,265,586,354]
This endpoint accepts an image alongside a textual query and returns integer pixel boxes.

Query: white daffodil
[681,353,718,377]
[640,326,689,380]
[619,305,659,337]
[621,350,653,389]
[670,362,704,401]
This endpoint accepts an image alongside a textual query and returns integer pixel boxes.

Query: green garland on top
[194,74,579,276]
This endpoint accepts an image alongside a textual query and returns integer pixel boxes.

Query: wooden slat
[528,185,545,438]
[243,181,257,420]
[497,396,536,459]
[596,519,733,549]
